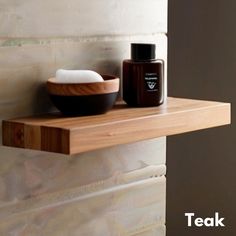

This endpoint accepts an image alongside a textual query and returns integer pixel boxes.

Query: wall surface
[0,0,168,235]
[168,0,235,235]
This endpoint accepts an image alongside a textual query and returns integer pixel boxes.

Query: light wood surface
[2,97,231,155]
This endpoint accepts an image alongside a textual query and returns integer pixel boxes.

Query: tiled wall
[0,0,168,235]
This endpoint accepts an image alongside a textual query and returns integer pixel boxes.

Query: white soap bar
[55,69,104,83]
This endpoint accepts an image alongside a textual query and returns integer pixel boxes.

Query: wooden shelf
[2,97,231,155]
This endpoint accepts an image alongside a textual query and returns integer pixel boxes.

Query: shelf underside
[2,97,231,155]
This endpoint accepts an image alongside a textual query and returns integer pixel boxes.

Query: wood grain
[2,97,231,155]
[47,75,120,96]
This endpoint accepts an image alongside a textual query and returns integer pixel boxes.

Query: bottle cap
[131,43,156,61]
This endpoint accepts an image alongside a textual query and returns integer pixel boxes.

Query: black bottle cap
[131,43,156,61]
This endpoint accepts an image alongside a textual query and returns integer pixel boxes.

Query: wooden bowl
[47,75,120,116]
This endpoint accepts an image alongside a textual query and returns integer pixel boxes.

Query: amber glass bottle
[123,43,164,107]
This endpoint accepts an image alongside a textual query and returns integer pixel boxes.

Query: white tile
[135,226,166,236]
[0,137,165,206]
[0,0,167,37]
[0,177,166,236]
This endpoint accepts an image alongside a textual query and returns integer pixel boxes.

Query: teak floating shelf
[2,97,231,155]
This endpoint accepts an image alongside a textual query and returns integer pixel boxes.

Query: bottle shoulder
[123,59,164,64]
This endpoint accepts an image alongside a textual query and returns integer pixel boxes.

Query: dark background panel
[167,0,236,235]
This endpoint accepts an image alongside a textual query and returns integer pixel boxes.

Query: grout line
[0,33,167,48]
[0,170,166,220]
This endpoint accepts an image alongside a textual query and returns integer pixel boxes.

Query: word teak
[185,212,225,227]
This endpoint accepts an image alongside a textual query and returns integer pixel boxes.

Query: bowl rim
[47,74,120,96]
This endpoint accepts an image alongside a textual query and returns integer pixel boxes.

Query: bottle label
[144,73,158,92]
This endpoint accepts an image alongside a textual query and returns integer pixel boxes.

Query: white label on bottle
[145,73,158,92]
